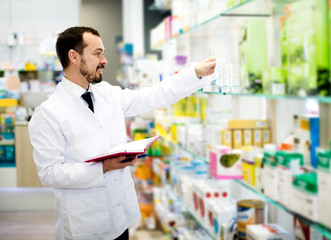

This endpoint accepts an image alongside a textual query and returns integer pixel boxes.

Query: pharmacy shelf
[177,143,209,164]
[157,130,209,164]
[173,140,331,239]
[235,180,331,239]
[199,91,331,103]
[151,0,270,50]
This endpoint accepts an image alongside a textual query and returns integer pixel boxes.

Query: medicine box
[253,129,262,147]
[290,172,318,221]
[233,129,243,149]
[262,129,271,146]
[221,130,232,148]
[246,224,290,240]
[243,129,253,146]
[293,115,319,168]
[254,154,264,192]
[317,150,331,229]
[275,151,304,206]
[286,0,330,97]
[211,200,237,240]
[262,151,278,200]
[209,147,242,180]
[226,119,269,129]
[241,148,256,187]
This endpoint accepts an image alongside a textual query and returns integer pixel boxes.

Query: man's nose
[101,55,108,65]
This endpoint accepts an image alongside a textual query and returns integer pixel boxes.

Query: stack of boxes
[208,119,270,180]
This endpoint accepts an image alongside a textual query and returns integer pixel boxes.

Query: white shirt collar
[61,76,94,98]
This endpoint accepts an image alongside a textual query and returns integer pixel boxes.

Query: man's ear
[68,49,78,65]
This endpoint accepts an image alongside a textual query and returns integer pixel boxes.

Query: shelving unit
[149,0,331,238]
[151,0,271,50]
[158,131,331,239]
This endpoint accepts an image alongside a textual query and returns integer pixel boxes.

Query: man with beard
[28,26,216,240]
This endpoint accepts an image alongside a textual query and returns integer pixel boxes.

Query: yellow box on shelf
[233,129,243,149]
[221,129,232,148]
[0,98,18,108]
[243,129,253,146]
[242,146,255,187]
[225,119,269,129]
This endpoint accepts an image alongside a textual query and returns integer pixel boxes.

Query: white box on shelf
[211,200,237,240]
[262,152,278,200]
[275,152,304,207]
[246,224,290,240]
[317,150,331,229]
[290,173,318,222]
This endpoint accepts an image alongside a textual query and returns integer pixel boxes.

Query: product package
[237,199,265,239]
[209,146,242,179]
[262,67,286,95]
[275,151,304,206]
[285,0,330,96]
[317,149,331,229]
[211,200,237,240]
[262,151,278,200]
[290,172,318,221]
[233,129,243,149]
[223,119,269,129]
[239,19,267,94]
[293,115,319,168]
[241,147,256,187]
[246,224,290,240]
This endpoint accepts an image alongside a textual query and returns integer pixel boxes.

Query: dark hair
[56,26,100,70]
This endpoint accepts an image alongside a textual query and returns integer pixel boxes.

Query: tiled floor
[0,211,166,240]
[0,211,55,240]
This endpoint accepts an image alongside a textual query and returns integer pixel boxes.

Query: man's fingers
[207,61,216,68]
[205,56,217,62]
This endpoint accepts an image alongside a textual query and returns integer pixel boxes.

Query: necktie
[82,91,94,113]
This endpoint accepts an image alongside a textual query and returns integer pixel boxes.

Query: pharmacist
[29,26,216,240]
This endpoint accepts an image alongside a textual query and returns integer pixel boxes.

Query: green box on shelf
[317,150,331,173]
[239,19,267,94]
[263,151,277,168]
[286,0,330,96]
[291,172,319,221]
[292,172,318,195]
[275,151,304,168]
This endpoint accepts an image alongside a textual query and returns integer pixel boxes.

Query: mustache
[97,65,105,70]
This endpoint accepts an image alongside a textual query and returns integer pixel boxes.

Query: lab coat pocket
[65,188,110,237]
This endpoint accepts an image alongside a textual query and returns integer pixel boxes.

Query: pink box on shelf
[209,146,243,180]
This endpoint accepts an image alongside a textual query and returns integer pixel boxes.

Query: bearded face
[79,57,105,84]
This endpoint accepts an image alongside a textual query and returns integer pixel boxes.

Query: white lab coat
[28,67,207,240]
